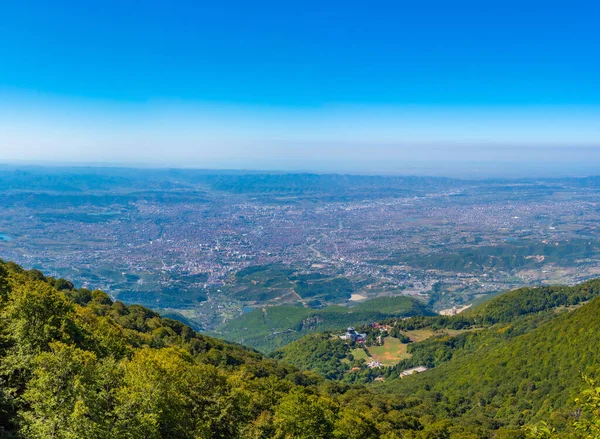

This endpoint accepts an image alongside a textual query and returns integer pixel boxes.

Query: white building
[400,366,428,377]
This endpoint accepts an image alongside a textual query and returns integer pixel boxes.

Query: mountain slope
[3,258,600,438]
[215,295,434,352]
[265,279,600,436]
[379,293,600,433]
[0,260,420,439]
[270,280,600,384]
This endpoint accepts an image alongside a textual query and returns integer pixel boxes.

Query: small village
[338,324,429,378]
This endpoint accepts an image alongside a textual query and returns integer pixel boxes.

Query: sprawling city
[2,1,600,434]
[3,167,600,334]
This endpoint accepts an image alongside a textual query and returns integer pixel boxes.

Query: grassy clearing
[443,328,474,337]
[364,329,473,367]
[405,329,435,342]
[404,328,472,342]
[368,337,411,366]
[350,348,370,362]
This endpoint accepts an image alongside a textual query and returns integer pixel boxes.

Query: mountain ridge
[2,259,600,437]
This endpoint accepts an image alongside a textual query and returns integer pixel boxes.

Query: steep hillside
[3,259,600,438]
[466,279,600,323]
[379,294,600,434]
[215,295,434,352]
[270,333,352,380]
[270,280,600,384]
[0,260,427,439]
[266,280,600,436]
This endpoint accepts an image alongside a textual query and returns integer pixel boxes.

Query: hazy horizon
[2,153,600,179]
[2,1,599,176]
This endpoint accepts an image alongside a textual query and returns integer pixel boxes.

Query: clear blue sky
[1,0,599,175]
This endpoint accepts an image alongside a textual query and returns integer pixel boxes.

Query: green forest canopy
[2,260,600,438]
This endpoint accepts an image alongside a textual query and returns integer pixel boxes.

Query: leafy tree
[524,422,556,439]
[114,347,240,439]
[0,262,9,303]
[574,376,600,438]
[21,342,121,439]
[333,409,379,439]
[5,282,74,354]
[274,391,337,439]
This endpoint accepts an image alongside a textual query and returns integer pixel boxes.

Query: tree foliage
[0,260,439,438]
[3,259,600,438]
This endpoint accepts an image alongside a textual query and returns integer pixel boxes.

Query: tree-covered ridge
[379,294,600,436]
[466,278,600,324]
[270,279,600,384]
[215,295,433,352]
[0,260,418,439]
[270,333,352,380]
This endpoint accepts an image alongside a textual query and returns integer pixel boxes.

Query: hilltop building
[340,327,367,342]
[367,359,382,368]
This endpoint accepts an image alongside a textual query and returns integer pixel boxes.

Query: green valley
[213,295,434,352]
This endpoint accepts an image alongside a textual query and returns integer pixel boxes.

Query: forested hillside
[2,259,600,438]
[215,296,433,352]
[466,279,600,323]
[380,294,600,435]
[271,280,600,437]
[272,280,600,383]
[0,260,416,439]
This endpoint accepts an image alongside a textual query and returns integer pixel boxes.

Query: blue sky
[1,0,599,175]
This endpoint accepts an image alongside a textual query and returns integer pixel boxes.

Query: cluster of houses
[350,359,382,370]
[372,323,391,332]
[340,323,392,344]
[367,359,382,368]
[339,327,367,343]
[340,324,430,378]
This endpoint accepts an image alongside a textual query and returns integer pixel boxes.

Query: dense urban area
[2,167,600,333]
[4,167,600,437]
